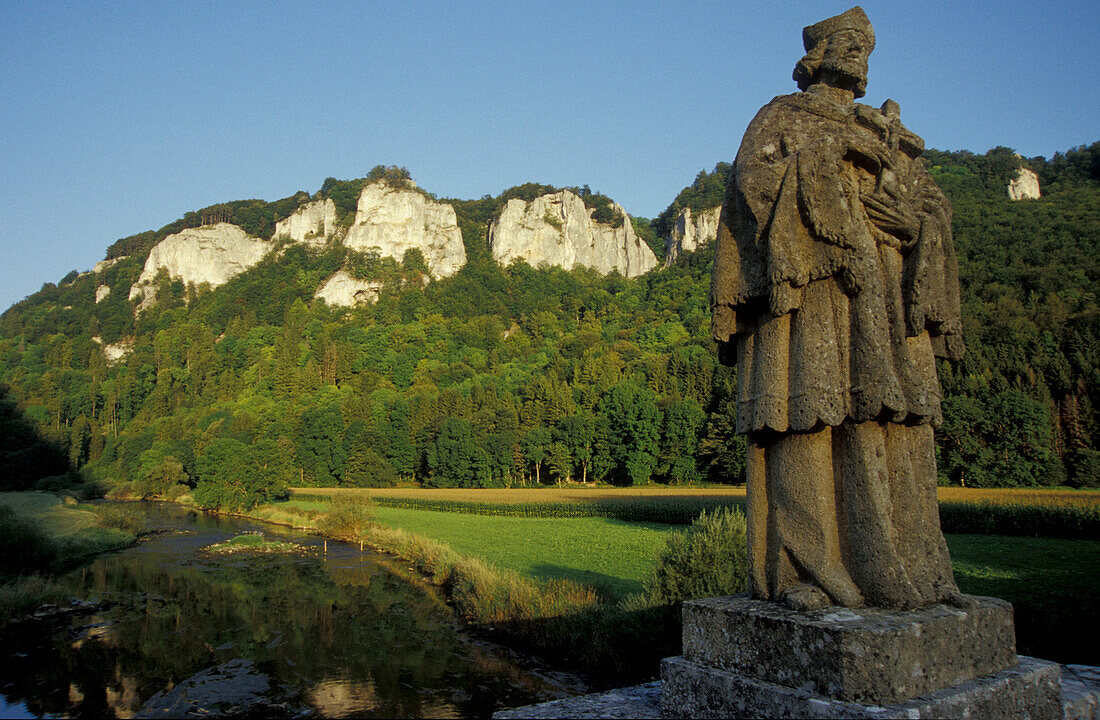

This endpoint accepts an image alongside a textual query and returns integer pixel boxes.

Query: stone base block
[682,593,1015,704]
[661,654,1062,719]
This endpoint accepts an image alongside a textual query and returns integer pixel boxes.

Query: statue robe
[710,85,964,609]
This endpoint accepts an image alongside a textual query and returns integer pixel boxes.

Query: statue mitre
[802,6,876,51]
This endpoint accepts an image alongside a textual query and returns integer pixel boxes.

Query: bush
[644,506,749,605]
[317,493,376,540]
[90,504,148,535]
[0,575,67,626]
[0,507,59,578]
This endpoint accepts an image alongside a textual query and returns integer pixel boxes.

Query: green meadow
[372,506,676,599]
[279,493,1099,666]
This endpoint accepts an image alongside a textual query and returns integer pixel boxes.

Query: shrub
[0,575,67,626]
[0,507,58,578]
[317,493,376,540]
[644,506,749,605]
[90,504,148,535]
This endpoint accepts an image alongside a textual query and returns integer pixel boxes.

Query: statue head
[793,6,875,98]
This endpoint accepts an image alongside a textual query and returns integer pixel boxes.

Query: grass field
[0,492,98,537]
[283,495,1098,665]
[0,491,136,625]
[949,533,1098,663]
[372,506,676,599]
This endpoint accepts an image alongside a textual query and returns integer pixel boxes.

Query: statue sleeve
[904,172,965,360]
[712,100,861,341]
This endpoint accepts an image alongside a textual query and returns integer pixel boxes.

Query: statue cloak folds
[710,7,966,610]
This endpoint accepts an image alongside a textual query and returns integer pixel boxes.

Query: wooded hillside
[1,144,1096,508]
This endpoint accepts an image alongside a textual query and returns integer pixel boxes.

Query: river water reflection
[0,503,582,718]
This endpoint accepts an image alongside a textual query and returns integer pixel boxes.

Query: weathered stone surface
[498,663,1098,720]
[344,182,466,279]
[1064,664,1100,720]
[1009,166,1042,200]
[493,682,662,719]
[93,256,124,274]
[272,198,338,244]
[661,654,1062,719]
[128,223,272,311]
[665,206,721,266]
[711,5,965,611]
[91,335,133,365]
[95,285,110,303]
[681,594,1015,705]
[489,190,657,278]
[134,658,304,718]
[314,270,383,307]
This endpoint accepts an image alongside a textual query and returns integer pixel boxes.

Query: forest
[0,143,1096,510]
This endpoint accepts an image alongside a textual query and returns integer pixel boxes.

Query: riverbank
[0,491,137,625]
[105,489,1100,677]
[0,502,578,718]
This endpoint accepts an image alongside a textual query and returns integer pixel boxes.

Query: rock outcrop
[344,182,465,278]
[93,257,124,274]
[95,285,111,303]
[488,190,657,278]
[665,206,721,266]
[128,223,272,311]
[314,271,383,307]
[92,336,133,365]
[1008,167,1041,200]
[272,199,338,244]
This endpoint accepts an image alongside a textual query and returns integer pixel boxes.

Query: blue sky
[1,0,1097,312]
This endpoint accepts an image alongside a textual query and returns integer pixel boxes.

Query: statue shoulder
[738,93,835,169]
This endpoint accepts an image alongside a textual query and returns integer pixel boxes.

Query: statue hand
[862,189,919,244]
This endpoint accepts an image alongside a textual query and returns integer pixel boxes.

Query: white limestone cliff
[1008,167,1041,200]
[665,206,721,267]
[92,336,133,365]
[314,271,384,307]
[93,257,125,274]
[128,223,272,311]
[272,199,338,244]
[344,182,466,278]
[95,285,111,303]
[488,190,657,278]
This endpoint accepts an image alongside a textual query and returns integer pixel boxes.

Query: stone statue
[710,7,966,611]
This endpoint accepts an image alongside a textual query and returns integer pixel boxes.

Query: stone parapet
[661,654,1062,719]
[680,593,1016,705]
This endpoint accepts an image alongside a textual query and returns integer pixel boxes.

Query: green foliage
[0,142,1096,503]
[600,382,661,485]
[0,506,59,579]
[193,438,291,511]
[644,506,748,605]
[653,163,731,239]
[938,391,1062,487]
[104,193,311,261]
[1066,449,1100,488]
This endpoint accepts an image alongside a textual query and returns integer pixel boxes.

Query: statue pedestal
[660,594,1062,719]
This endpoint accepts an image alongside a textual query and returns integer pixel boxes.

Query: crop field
[291,485,1099,507]
[290,486,1100,537]
[290,486,748,503]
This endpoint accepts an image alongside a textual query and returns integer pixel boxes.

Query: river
[0,503,585,718]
